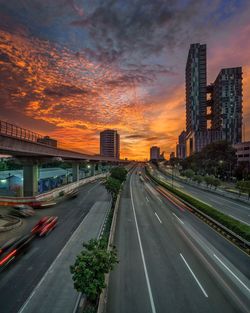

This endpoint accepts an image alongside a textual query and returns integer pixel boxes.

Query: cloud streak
[0,0,249,159]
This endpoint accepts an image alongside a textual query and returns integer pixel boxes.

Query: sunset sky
[0,0,249,160]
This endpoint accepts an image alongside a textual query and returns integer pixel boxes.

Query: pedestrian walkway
[18,200,110,313]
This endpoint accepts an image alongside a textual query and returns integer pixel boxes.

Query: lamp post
[172,166,174,188]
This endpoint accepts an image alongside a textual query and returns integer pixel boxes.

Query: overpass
[0,120,129,196]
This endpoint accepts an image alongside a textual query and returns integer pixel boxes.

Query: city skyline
[0,1,250,160]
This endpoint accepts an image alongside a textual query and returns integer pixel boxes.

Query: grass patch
[146,167,250,242]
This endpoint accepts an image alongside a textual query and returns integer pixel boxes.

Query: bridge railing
[0,120,43,143]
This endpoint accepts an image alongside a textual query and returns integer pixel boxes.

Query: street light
[172,166,174,188]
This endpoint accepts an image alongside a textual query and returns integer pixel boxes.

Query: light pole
[172,166,174,188]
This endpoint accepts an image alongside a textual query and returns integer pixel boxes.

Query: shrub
[146,167,250,241]
[70,239,118,304]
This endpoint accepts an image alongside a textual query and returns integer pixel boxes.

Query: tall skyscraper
[150,146,160,161]
[185,43,207,133]
[100,129,120,159]
[212,67,242,144]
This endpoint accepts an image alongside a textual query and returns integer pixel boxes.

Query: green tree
[0,161,7,171]
[236,181,250,199]
[70,239,118,304]
[105,177,121,199]
[183,169,195,180]
[180,141,237,179]
[192,175,203,185]
[204,175,214,188]
[211,177,221,190]
[110,166,127,183]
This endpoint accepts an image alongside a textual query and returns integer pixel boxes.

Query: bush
[110,167,127,183]
[192,175,203,185]
[183,169,195,180]
[236,181,250,199]
[105,177,121,200]
[70,239,118,304]
[146,167,250,241]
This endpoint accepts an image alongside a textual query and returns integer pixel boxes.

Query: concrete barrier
[0,216,22,232]
[0,173,107,207]
[97,193,121,313]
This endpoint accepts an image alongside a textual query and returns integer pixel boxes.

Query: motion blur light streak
[0,0,250,159]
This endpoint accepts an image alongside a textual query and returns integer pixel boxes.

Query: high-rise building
[100,129,120,159]
[176,131,186,159]
[185,43,207,133]
[150,146,160,161]
[212,67,242,144]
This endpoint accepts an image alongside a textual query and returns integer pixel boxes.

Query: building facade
[150,146,160,161]
[100,129,120,159]
[176,130,186,159]
[234,141,250,164]
[170,152,175,160]
[185,43,207,134]
[212,67,242,144]
[184,44,243,157]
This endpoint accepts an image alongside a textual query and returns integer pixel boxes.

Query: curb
[158,167,250,205]
[0,216,22,232]
[96,193,121,313]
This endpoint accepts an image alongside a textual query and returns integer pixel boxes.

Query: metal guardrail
[0,120,43,143]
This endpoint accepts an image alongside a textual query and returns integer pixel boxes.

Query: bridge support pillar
[90,163,95,176]
[23,164,38,197]
[72,163,80,182]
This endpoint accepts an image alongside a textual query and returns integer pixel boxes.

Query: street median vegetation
[146,167,250,242]
[70,166,128,313]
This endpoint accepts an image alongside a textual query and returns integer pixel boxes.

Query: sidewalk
[18,200,110,313]
[159,166,250,204]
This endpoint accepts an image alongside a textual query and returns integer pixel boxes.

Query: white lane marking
[229,215,250,226]
[213,254,250,293]
[172,213,184,225]
[180,253,208,298]
[130,175,157,313]
[146,196,149,202]
[154,212,162,224]
[18,199,105,313]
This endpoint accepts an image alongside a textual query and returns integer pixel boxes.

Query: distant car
[0,234,33,272]
[10,205,35,218]
[32,216,58,237]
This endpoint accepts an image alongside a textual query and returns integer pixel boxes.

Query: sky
[0,0,249,160]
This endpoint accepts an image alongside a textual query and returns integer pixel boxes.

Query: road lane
[153,167,250,225]
[0,180,110,313]
[107,168,250,313]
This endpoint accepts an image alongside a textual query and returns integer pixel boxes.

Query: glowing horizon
[0,1,249,160]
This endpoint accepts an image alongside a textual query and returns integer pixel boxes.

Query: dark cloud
[106,64,175,87]
[125,134,146,139]
[70,0,210,64]
[43,85,90,97]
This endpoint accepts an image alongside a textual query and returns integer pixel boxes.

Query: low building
[234,141,250,164]
[176,130,186,159]
[170,152,175,160]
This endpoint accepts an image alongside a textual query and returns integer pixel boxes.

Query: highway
[0,179,110,313]
[107,167,250,313]
[152,166,250,226]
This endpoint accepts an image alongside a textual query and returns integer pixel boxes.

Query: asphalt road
[106,167,250,313]
[0,179,110,313]
[153,167,250,225]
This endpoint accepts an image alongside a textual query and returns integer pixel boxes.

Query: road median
[145,166,250,252]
